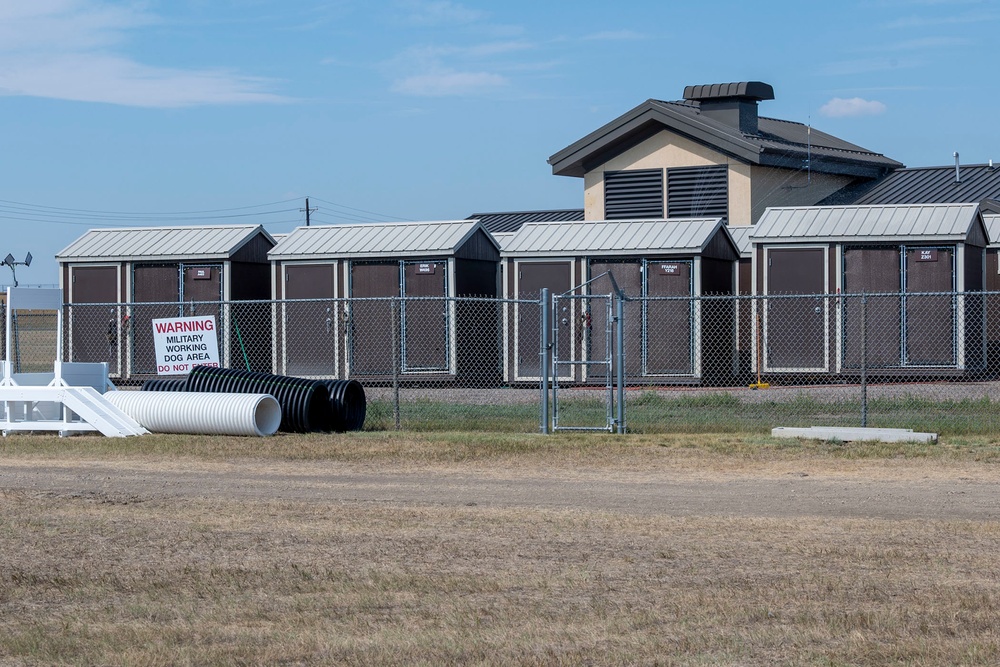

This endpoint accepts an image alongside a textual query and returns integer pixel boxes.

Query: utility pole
[300,197,318,226]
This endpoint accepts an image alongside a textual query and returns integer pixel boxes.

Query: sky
[1,0,999,285]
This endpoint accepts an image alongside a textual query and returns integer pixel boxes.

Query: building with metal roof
[852,163,1000,207]
[751,203,988,378]
[57,224,276,382]
[752,203,985,244]
[57,224,274,262]
[269,219,500,384]
[500,218,738,385]
[501,218,735,257]
[548,81,903,227]
[465,209,584,234]
[269,220,494,259]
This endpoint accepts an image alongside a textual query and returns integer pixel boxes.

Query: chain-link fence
[62,297,544,432]
[43,291,1000,435]
[1,311,60,373]
[623,291,1000,435]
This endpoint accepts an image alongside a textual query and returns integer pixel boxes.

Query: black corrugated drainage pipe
[141,378,189,392]
[317,379,367,432]
[185,366,332,433]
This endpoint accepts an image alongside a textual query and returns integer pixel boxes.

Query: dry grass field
[1,432,999,666]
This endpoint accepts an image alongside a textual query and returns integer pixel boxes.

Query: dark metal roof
[853,164,1000,206]
[548,92,902,179]
[466,209,585,234]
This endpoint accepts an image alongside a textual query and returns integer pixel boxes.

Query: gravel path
[2,458,998,522]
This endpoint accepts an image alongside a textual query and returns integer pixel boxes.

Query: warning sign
[151,315,220,375]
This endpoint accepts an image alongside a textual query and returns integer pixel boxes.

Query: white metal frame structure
[0,288,147,437]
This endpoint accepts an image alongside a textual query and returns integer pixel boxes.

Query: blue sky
[1,0,999,284]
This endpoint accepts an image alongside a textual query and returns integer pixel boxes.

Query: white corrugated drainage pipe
[104,391,281,436]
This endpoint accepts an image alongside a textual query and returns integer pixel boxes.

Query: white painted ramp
[772,426,937,444]
[0,386,148,437]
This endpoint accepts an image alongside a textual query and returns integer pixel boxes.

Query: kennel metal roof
[269,219,498,259]
[56,224,275,262]
[490,232,517,249]
[986,214,1000,247]
[501,218,731,257]
[727,225,753,257]
[752,203,987,245]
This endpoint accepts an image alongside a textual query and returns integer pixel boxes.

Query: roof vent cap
[683,81,774,103]
[683,81,774,135]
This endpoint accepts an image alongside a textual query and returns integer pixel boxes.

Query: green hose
[233,318,250,371]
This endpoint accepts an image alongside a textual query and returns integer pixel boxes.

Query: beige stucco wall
[582,130,754,226]
[580,129,864,227]
[749,166,855,224]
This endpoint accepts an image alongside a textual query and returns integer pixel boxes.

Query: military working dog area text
[1,432,999,666]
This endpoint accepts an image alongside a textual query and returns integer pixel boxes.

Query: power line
[307,196,413,222]
[0,196,303,217]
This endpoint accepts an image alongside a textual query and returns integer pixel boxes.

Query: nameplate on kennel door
[658,263,680,275]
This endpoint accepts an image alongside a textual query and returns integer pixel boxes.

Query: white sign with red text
[151,315,220,375]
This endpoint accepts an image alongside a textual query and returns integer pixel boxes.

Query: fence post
[860,292,868,428]
[392,298,401,431]
[540,288,551,434]
[615,295,626,434]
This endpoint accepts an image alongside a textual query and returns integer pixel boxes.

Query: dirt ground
[2,455,998,522]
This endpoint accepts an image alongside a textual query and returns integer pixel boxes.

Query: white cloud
[391,70,508,96]
[0,0,290,107]
[819,97,888,118]
[0,54,287,108]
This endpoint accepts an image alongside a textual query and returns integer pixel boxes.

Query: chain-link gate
[551,292,614,431]
[549,271,627,433]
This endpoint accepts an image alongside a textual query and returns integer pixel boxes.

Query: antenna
[806,120,811,185]
[3,252,32,288]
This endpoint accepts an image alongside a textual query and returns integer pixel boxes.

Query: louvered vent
[604,169,664,219]
[667,166,728,220]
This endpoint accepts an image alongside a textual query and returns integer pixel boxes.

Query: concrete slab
[771,426,937,444]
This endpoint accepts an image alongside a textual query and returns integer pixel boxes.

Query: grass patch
[3,430,1000,465]
[336,390,1000,436]
[1,488,998,665]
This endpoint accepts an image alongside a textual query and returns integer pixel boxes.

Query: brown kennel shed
[269,220,500,384]
[56,224,275,380]
[727,225,755,381]
[752,203,988,378]
[984,212,1000,372]
[500,218,738,385]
